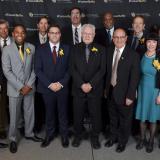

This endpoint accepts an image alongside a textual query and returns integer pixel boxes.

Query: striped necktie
[75,27,79,45]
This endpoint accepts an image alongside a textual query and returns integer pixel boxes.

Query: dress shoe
[104,139,116,147]
[9,141,17,153]
[146,141,154,153]
[0,142,8,148]
[136,138,146,150]
[72,137,81,147]
[0,131,7,139]
[91,137,101,149]
[41,137,54,148]
[61,137,69,148]
[116,144,126,153]
[25,135,43,142]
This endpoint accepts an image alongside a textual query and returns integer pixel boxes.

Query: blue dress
[136,54,160,122]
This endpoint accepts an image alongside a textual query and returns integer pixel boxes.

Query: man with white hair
[70,24,106,149]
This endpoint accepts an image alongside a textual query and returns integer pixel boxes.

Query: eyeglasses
[49,32,60,35]
[82,32,94,36]
[113,36,126,39]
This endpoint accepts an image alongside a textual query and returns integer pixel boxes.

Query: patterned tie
[85,45,90,63]
[75,27,79,45]
[52,46,57,64]
[18,45,24,62]
[42,37,46,44]
[108,29,111,43]
[111,49,120,86]
[3,39,7,48]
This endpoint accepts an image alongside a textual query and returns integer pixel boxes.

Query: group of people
[0,6,160,154]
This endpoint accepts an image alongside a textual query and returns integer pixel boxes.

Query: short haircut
[132,15,145,24]
[12,24,26,33]
[70,7,82,15]
[81,24,95,34]
[48,24,61,33]
[37,16,50,24]
[113,27,127,36]
[103,11,114,20]
[0,19,9,27]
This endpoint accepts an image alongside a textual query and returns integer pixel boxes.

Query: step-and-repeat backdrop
[0,0,159,35]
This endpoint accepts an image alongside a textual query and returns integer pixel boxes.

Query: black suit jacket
[70,42,106,98]
[127,33,146,59]
[62,26,74,46]
[95,27,114,48]
[105,45,140,105]
[0,49,3,85]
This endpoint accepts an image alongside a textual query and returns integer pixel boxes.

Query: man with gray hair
[70,24,106,149]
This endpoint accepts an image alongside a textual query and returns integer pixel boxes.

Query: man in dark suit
[95,12,115,48]
[62,7,82,46]
[105,28,140,153]
[70,24,106,149]
[127,15,146,59]
[35,24,70,148]
[28,16,50,133]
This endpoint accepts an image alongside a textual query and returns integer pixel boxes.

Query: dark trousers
[108,96,133,145]
[42,93,68,138]
[73,97,102,137]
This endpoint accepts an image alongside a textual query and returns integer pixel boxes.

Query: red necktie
[53,46,57,64]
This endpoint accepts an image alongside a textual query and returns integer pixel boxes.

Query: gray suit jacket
[1,42,35,97]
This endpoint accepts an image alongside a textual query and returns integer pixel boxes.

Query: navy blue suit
[35,42,70,138]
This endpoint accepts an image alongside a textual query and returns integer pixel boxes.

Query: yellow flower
[91,47,98,53]
[59,49,64,57]
[139,38,145,44]
[153,59,160,70]
[25,48,31,55]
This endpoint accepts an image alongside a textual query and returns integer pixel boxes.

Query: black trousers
[73,96,102,137]
[42,92,68,138]
[108,95,133,145]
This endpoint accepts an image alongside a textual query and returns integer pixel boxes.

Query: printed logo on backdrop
[131,12,151,17]
[28,12,48,18]
[86,14,99,18]
[77,0,95,3]
[5,13,24,17]
[129,0,146,2]
[0,0,20,2]
[104,0,123,3]
[26,0,44,2]
[154,0,159,2]
[51,0,72,3]
[57,13,86,19]
[114,14,126,18]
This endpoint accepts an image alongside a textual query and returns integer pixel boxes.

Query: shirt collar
[49,41,60,52]
[72,23,81,29]
[115,45,125,54]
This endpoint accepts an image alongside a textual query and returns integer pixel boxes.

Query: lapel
[45,42,54,65]
[87,43,97,65]
[78,43,87,66]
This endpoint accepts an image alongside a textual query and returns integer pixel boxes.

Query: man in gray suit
[2,24,42,153]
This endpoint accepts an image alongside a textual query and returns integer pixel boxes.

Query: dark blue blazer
[35,42,70,94]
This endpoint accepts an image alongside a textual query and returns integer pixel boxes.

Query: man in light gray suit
[2,24,42,153]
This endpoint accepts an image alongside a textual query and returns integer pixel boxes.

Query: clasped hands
[81,83,92,93]
[49,82,62,92]
[20,85,32,95]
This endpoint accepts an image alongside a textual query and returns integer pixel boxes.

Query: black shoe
[25,135,43,142]
[0,142,8,148]
[0,131,7,139]
[91,137,101,149]
[9,141,17,153]
[41,136,54,148]
[61,137,69,148]
[146,141,154,153]
[136,139,146,150]
[104,139,116,147]
[72,137,81,147]
[116,144,126,153]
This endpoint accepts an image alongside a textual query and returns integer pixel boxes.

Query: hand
[81,83,92,93]
[125,98,133,106]
[20,85,32,95]
[54,82,62,92]
[156,96,160,105]
[49,83,58,92]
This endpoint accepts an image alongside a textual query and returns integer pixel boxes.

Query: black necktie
[108,29,111,43]
[85,45,90,63]
[3,39,7,48]
[75,28,79,45]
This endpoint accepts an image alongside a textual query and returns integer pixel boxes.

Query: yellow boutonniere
[153,59,160,70]
[25,48,31,55]
[59,48,64,57]
[91,47,98,53]
[139,38,145,45]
